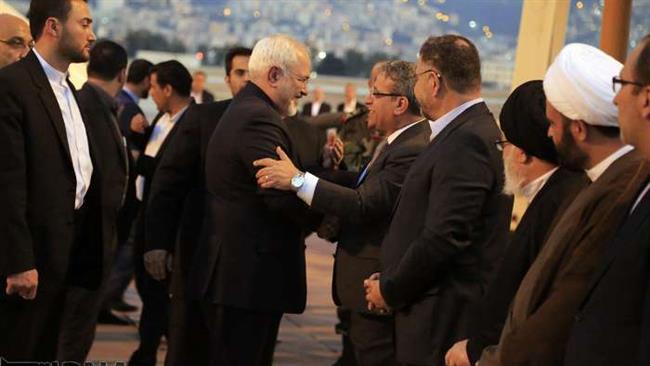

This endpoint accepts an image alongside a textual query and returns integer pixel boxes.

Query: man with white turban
[477,43,650,366]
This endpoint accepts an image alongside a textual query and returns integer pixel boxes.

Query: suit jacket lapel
[25,52,73,167]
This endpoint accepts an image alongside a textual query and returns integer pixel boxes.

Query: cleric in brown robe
[479,43,650,366]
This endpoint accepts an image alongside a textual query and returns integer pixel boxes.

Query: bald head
[0,14,32,68]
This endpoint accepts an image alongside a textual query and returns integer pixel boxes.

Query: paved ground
[87,235,341,365]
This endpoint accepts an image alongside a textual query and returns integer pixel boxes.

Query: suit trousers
[57,285,105,363]
[0,290,66,361]
[201,303,282,366]
[349,311,399,366]
[165,297,210,366]
[129,259,170,366]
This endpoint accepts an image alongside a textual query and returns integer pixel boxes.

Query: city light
[310,71,318,79]
[223,7,231,17]
[324,8,332,17]
[469,20,477,28]
[318,51,327,60]
[342,22,350,32]
[195,52,204,61]
[418,0,427,6]
[384,38,393,46]
[253,10,261,18]
[576,1,584,9]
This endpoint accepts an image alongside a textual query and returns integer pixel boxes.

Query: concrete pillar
[600,0,633,62]
[510,0,571,90]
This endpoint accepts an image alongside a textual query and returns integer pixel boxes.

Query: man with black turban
[444,80,589,366]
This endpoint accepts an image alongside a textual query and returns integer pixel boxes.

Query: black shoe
[97,309,135,325]
[111,299,138,312]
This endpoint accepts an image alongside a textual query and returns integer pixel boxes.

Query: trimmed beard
[59,27,89,63]
[556,121,589,170]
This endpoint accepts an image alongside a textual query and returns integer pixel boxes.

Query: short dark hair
[87,40,127,81]
[27,0,88,41]
[127,59,153,84]
[634,34,650,87]
[225,46,252,76]
[419,34,481,94]
[151,60,192,97]
[379,61,421,115]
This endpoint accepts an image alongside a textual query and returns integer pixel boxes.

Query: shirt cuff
[296,172,319,206]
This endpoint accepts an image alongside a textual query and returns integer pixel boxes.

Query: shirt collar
[521,167,558,204]
[586,145,634,182]
[386,118,426,145]
[168,104,190,124]
[429,98,484,141]
[33,48,69,86]
[122,87,140,104]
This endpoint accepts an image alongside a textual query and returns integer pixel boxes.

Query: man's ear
[163,84,173,97]
[268,66,283,86]
[641,86,650,121]
[572,120,588,142]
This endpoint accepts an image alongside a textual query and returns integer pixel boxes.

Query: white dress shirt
[191,91,203,104]
[34,49,93,210]
[310,101,322,117]
[521,167,559,205]
[342,99,357,113]
[135,106,189,201]
[585,145,634,182]
[429,98,484,141]
[297,119,424,206]
[631,182,650,213]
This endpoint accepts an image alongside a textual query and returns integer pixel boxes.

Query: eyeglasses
[415,68,442,80]
[495,139,511,151]
[371,89,403,98]
[0,37,35,51]
[612,76,646,93]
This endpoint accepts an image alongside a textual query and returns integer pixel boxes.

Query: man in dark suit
[192,34,315,365]
[302,86,331,116]
[255,61,431,366]
[0,0,103,361]
[444,81,589,366]
[116,58,153,154]
[563,34,650,366]
[128,60,193,366]
[56,39,130,363]
[363,35,512,366]
[101,57,153,316]
[479,43,649,366]
[144,46,251,366]
[191,70,215,104]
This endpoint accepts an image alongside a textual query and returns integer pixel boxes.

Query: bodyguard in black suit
[563,35,650,366]
[444,81,589,366]
[191,35,315,365]
[128,61,193,366]
[57,40,130,363]
[144,46,251,366]
[301,87,331,116]
[364,35,512,366]
[0,0,103,361]
[255,61,430,366]
[116,59,153,154]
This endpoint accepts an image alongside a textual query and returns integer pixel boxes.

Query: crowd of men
[0,1,649,366]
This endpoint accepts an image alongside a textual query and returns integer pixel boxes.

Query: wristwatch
[290,172,305,191]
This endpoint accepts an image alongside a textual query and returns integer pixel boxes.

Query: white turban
[543,43,622,127]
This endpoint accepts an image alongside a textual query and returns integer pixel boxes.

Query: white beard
[503,151,525,196]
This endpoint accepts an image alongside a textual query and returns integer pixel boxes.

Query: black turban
[499,80,558,165]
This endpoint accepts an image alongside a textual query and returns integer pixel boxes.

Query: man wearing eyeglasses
[253,60,431,365]
[360,34,512,366]
[0,13,32,68]
[478,43,650,366]
[563,34,650,366]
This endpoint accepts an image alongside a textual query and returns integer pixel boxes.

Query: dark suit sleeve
[640,263,650,366]
[0,78,35,275]
[144,109,201,252]
[380,131,495,309]
[241,117,316,225]
[311,147,416,224]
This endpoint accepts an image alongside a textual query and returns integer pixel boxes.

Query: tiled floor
[87,235,341,365]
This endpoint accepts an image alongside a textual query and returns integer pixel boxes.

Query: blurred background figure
[302,86,331,117]
[190,70,214,104]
